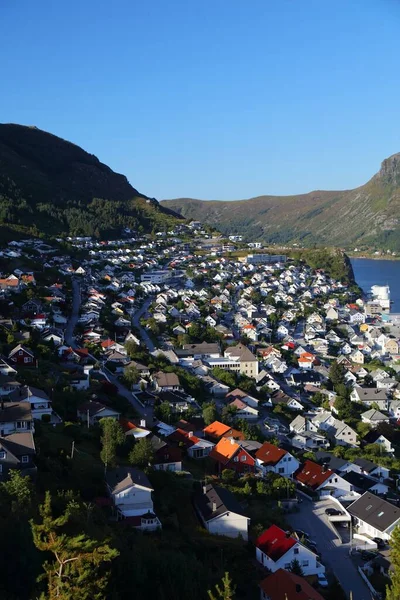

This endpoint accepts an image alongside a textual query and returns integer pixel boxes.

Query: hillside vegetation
[162,152,400,251]
[0,124,182,238]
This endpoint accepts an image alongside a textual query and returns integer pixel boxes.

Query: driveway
[65,278,81,348]
[132,298,155,352]
[287,498,374,600]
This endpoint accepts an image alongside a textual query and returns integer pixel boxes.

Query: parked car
[360,550,379,561]
[373,537,385,549]
[317,573,329,588]
[325,508,343,516]
[294,529,309,540]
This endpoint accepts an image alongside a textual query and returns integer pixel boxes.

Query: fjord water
[351,258,400,312]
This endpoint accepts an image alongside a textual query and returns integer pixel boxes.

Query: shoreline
[348,254,399,261]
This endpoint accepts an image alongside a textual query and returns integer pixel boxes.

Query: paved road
[132,297,156,352]
[65,278,81,348]
[287,498,373,600]
[100,368,153,422]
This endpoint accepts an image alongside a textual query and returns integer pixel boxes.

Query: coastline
[348,254,399,261]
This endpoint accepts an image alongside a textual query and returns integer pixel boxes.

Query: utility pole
[71,440,75,459]
[87,409,90,429]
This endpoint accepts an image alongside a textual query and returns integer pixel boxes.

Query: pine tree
[99,417,125,470]
[387,526,400,600]
[289,558,304,576]
[208,572,236,600]
[31,492,119,600]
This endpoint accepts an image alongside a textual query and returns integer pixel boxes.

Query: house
[255,525,325,576]
[342,470,389,496]
[149,436,182,472]
[8,345,36,366]
[228,399,259,420]
[0,402,34,436]
[120,418,151,440]
[209,437,255,474]
[106,467,161,530]
[167,428,215,458]
[348,492,400,541]
[0,431,36,481]
[203,421,245,442]
[224,344,259,377]
[194,483,250,541]
[77,400,120,426]
[361,409,390,427]
[259,569,324,600]
[225,388,260,409]
[310,412,358,447]
[152,371,181,392]
[294,460,352,498]
[255,442,299,478]
[8,386,53,420]
[363,430,394,454]
[352,458,390,481]
[0,375,21,396]
[291,431,330,451]
[350,387,388,407]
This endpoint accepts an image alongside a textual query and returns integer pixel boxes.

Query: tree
[221,469,235,484]
[203,402,218,426]
[123,365,140,386]
[289,558,304,576]
[329,361,346,387]
[387,526,400,600]
[208,572,236,600]
[129,437,155,469]
[99,418,125,470]
[155,401,172,423]
[31,492,118,600]
[221,404,238,426]
[0,469,33,514]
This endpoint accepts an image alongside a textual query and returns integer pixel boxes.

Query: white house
[255,442,300,478]
[194,484,250,541]
[255,525,325,576]
[8,385,53,420]
[348,492,400,541]
[106,467,161,530]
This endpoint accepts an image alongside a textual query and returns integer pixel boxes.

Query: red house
[8,344,36,366]
[209,437,255,474]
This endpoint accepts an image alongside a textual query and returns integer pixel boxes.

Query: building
[140,270,170,284]
[8,345,36,366]
[294,460,352,498]
[77,400,120,426]
[106,467,161,530]
[8,385,52,420]
[194,484,250,540]
[0,402,34,436]
[167,427,215,458]
[245,254,286,265]
[0,431,36,480]
[259,569,324,600]
[224,344,259,377]
[348,492,400,541]
[255,525,325,576]
[255,442,299,478]
[152,371,181,392]
[209,437,255,474]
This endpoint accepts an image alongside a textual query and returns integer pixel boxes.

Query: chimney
[1,400,4,410]
[203,485,207,494]
[285,530,291,538]
[188,431,193,438]
[140,419,146,428]
[295,584,302,593]
[230,437,235,445]
[212,502,217,512]
[322,464,327,473]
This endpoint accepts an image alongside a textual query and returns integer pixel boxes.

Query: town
[1,221,400,600]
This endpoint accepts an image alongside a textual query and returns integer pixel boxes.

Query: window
[278,468,285,474]
[19,350,23,356]
[288,457,292,461]
[302,560,309,567]
[0,465,2,473]
[294,548,299,555]
[0,451,5,459]
[241,455,247,462]
[16,421,27,430]
[21,456,29,464]
[284,563,291,569]
[234,456,239,462]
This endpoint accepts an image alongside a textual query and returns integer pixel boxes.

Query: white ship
[371,285,391,311]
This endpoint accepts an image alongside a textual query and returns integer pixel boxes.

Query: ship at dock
[370,285,391,312]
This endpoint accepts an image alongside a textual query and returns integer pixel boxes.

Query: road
[132,297,156,352]
[65,278,81,348]
[287,498,374,600]
[101,367,153,422]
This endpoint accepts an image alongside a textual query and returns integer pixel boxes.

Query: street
[100,368,153,422]
[287,498,374,600]
[65,278,81,348]
[132,297,155,352]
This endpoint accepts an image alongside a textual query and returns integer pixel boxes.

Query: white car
[317,573,328,588]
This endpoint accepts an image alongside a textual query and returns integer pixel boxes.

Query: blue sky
[1,0,399,199]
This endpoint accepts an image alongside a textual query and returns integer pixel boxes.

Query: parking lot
[287,497,374,600]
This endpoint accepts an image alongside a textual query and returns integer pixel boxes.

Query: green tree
[123,365,140,386]
[221,404,238,426]
[129,437,155,469]
[208,572,236,600]
[221,469,235,484]
[155,401,172,423]
[203,402,218,426]
[329,360,346,387]
[387,526,400,600]
[99,418,125,470]
[31,492,118,600]
[0,469,33,514]
[289,558,304,576]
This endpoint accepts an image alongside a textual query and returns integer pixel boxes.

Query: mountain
[162,153,400,251]
[0,124,182,239]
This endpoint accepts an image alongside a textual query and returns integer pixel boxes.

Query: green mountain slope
[162,153,400,250]
[0,123,182,238]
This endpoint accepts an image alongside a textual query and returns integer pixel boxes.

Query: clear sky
[1,0,399,200]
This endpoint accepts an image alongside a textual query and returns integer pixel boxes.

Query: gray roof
[361,409,389,422]
[195,484,248,521]
[348,492,400,532]
[0,402,32,422]
[354,387,388,401]
[8,385,49,402]
[225,343,257,362]
[314,450,350,471]
[106,467,153,494]
[353,458,380,473]
[0,432,35,457]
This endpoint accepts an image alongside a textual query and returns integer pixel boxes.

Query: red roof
[167,428,200,447]
[255,442,286,466]
[294,460,333,490]
[255,525,296,561]
[259,569,324,600]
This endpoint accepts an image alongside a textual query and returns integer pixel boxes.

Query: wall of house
[240,361,258,378]
[354,517,391,541]
[320,474,353,498]
[154,461,182,472]
[114,486,153,516]
[207,512,249,541]
[256,544,325,576]
[188,443,214,459]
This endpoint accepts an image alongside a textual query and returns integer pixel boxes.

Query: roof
[348,492,400,532]
[8,385,49,402]
[0,402,32,422]
[8,344,34,358]
[225,343,257,362]
[255,442,287,466]
[203,420,231,439]
[194,484,248,521]
[294,460,333,490]
[353,458,380,473]
[314,450,349,471]
[106,467,153,494]
[78,400,119,418]
[255,525,296,561]
[342,470,381,492]
[153,371,180,387]
[209,437,239,464]
[0,432,35,457]
[259,569,324,600]
[167,428,200,447]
